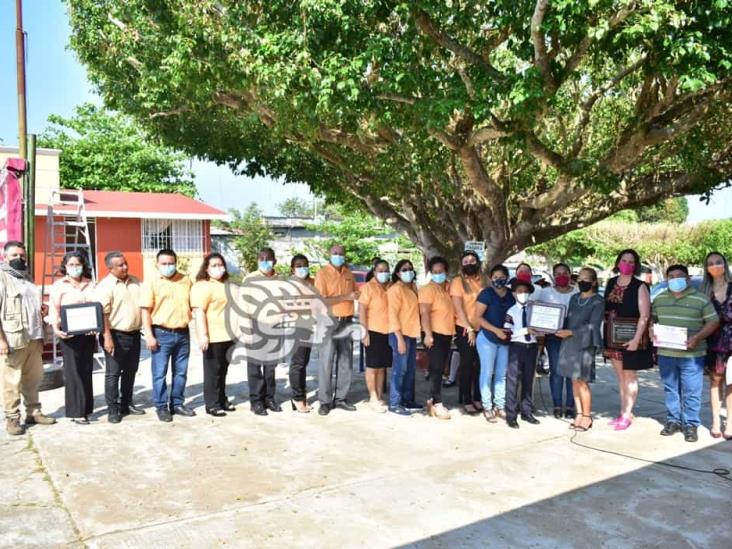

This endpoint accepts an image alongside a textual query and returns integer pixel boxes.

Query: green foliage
[216,204,274,272]
[66,1,732,264]
[636,198,689,224]
[39,103,196,196]
[277,197,316,218]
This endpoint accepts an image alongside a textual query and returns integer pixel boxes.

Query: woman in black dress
[603,249,652,431]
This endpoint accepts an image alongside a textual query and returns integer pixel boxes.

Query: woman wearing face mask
[556,267,605,431]
[449,251,484,414]
[419,257,455,420]
[50,251,97,425]
[515,263,543,299]
[474,265,515,423]
[387,260,421,415]
[287,254,315,413]
[192,253,235,417]
[603,249,652,431]
[359,259,391,412]
[701,252,732,439]
[539,263,579,419]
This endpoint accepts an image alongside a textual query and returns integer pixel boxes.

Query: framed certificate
[652,324,688,351]
[60,302,104,335]
[526,301,566,333]
[606,317,648,350]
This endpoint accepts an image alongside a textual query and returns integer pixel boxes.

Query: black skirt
[366,331,392,368]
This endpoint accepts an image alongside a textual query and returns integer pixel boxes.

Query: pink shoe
[608,416,621,426]
[614,416,632,431]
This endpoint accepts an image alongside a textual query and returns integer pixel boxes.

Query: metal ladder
[41,189,100,368]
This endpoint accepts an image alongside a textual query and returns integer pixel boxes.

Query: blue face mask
[294,266,310,279]
[493,278,507,289]
[431,272,447,284]
[258,260,274,273]
[376,271,390,284]
[399,270,415,283]
[330,254,346,267]
[66,266,83,278]
[159,264,176,278]
[668,277,688,293]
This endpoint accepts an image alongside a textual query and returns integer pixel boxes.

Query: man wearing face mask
[140,249,194,422]
[96,251,144,424]
[652,264,719,442]
[314,244,360,415]
[503,278,541,428]
[242,247,282,416]
[0,241,56,435]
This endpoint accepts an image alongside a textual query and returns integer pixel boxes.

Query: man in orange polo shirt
[314,244,360,415]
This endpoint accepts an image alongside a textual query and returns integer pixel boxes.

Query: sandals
[574,414,594,432]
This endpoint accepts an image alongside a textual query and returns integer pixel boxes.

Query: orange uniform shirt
[358,279,389,334]
[314,263,356,317]
[387,282,420,338]
[449,275,482,329]
[418,282,456,336]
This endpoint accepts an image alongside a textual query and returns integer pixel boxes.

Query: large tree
[67,1,732,265]
[40,103,196,196]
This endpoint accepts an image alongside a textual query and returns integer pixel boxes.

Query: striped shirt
[652,287,718,358]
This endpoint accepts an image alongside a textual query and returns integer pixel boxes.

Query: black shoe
[206,407,227,417]
[507,418,520,429]
[72,417,90,425]
[172,405,196,417]
[564,409,575,420]
[334,400,357,412]
[318,403,331,416]
[553,407,562,419]
[521,414,541,425]
[388,405,412,416]
[221,400,236,412]
[683,425,698,442]
[660,421,682,436]
[403,402,424,412]
[265,399,282,413]
[121,404,146,416]
[442,380,456,388]
[156,408,173,422]
[251,401,268,416]
[108,408,121,424]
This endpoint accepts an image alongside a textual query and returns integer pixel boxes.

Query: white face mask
[516,293,529,305]
[208,267,226,280]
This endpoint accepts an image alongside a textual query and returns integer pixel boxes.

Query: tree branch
[531,0,555,91]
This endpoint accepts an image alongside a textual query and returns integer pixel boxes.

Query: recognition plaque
[60,302,104,335]
[606,317,648,350]
[526,301,566,334]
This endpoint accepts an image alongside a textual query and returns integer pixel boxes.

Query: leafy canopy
[40,103,196,196]
[216,204,274,272]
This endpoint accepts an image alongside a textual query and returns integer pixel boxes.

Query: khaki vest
[0,270,34,350]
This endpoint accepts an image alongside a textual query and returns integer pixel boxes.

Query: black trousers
[248,362,277,404]
[429,333,452,404]
[289,345,311,401]
[203,340,233,409]
[61,334,96,418]
[455,329,481,404]
[101,330,141,409]
[506,342,538,420]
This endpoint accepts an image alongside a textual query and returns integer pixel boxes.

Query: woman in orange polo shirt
[419,256,455,420]
[387,259,421,416]
[449,251,485,415]
[191,253,235,417]
[359,259,391,412]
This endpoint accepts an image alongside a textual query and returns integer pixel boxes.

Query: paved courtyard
[1,344,731,548]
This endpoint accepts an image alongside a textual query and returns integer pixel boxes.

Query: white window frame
[141,219,203,253]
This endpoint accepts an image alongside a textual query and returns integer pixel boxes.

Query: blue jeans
[476,332,509,410]
[151,327,190,409]
[389,334,416,408]
[546,335,573,409]
[658,355,704,427]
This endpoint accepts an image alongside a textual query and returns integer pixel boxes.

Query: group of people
[1,239,731,444]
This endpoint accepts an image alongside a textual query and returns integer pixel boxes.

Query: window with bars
[141,219,203,253]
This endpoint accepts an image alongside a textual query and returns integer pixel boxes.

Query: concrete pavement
[1,345,731,548]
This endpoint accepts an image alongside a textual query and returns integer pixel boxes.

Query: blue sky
[1,1,729,222]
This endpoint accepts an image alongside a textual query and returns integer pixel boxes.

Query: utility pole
[15,0,27,160]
